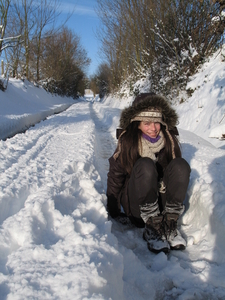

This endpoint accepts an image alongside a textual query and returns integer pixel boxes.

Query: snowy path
[91,101,225,300]
[0,102,123,299]
[0,100,225,299]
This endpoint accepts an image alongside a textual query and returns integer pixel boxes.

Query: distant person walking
[107,93,191,253]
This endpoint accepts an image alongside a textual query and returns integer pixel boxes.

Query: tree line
[1,0,224,98]
[94,0,225,98]
[0,0,90,97]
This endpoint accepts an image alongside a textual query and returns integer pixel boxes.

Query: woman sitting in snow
[106,93,191,253]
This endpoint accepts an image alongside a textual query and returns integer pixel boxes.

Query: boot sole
[170,244,186,251]
[147,242,170,254]
[144,231,170,254]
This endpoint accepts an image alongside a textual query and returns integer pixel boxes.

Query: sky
[59,0,103,76]
[0,0,102,78]
[0,47,225,299]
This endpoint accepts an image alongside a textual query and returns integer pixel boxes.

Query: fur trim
[119,95,178,130]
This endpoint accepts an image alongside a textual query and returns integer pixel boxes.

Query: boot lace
[164,214,178,240]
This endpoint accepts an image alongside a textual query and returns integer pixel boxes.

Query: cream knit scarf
[138,131,165,162]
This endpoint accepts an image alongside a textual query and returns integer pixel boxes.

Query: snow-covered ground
[0,49,225,300]
[176,49,225,149]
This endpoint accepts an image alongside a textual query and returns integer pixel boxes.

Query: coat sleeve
[106,155,127,218]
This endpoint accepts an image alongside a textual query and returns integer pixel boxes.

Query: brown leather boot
[164,213,186,250]
[143,215,170,253]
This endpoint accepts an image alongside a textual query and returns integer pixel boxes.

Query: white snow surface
[175,49,225,148]
[0,50,225,300]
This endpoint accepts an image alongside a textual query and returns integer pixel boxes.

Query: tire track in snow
[89,102,117,194]
[0,129,56,225]
[0,105,86,226]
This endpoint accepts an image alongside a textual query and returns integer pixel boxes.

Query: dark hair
[161,126,181,163]
[119,121,141,174]
[119,122,181,174]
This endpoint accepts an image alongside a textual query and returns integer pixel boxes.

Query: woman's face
[138,121,161,138]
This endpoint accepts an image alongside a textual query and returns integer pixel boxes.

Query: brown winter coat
[106,94,181,216]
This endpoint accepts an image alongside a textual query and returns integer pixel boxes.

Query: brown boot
[164,213,186,250]
[143,215,170,253]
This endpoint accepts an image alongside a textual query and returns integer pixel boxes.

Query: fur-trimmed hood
[119,94,178,130]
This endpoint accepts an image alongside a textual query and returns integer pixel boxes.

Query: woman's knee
[133,157,157,180]
[168,157,191,185]
[169,157,191,180]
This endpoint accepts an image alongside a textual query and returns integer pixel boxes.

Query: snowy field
[0,49,225,300]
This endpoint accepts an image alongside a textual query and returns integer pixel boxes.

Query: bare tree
[41,27,90,97]
[97,0,224,95]
[90,62,111,98]
[0,0,21,55]
[31,0,71,82]
[4,0,72,80]
[11,0,37,79]
[213,0,225,12]
[0,0,10,53]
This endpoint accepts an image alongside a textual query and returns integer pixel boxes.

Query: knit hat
[130,108,163,124]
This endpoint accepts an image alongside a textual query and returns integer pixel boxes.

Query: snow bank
[0,78,74,140]
[176,49,225,148]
